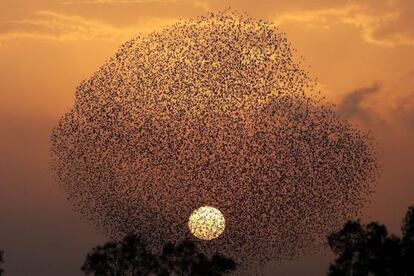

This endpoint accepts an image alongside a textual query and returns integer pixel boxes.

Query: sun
[188,206,225,240]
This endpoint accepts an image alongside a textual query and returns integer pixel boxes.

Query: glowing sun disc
[188,206,225,240]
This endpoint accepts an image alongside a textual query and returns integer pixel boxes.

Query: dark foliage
[82,234,236,276]
[402,206,414,275]
[328,205,414,275]
[0,250,4,276]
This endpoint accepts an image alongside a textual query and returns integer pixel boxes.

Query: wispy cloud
[274,3,414,47]
[60,0,210,11]
[0,10,177,42]
[62,0,178,4]
[336,83,413,131]
[337,83,381,123]
[274,4,360,29]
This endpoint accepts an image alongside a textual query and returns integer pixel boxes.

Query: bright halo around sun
[188,206,225,240]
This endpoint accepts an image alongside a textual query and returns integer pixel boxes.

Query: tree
[328,205,414,276]
[81,234,156,276]
[81,234,236,276]
[158,240,236,276]
[0,250,4,276]
[402,206,414,275]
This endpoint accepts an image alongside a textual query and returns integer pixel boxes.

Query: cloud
[60,0,210,11]
[62,0,178,3]
[274,2,414,47]
[1,1,412,46]
[336,71,414,129]
[395,94,414,129]
[62,0,410,46]
[374,0,414,40]
[0,10,176,42]
[274,4,360,29]
[337,83,381,123]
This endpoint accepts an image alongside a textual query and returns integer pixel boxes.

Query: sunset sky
[1,0,414,275]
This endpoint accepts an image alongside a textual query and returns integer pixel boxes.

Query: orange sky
[0,0,413,275]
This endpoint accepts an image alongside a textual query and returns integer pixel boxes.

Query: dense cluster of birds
[51,11,379,272]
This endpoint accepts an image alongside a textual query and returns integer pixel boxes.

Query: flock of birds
[51,11,379,273]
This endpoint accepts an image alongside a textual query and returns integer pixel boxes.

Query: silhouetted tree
[158,240,236,276]
[328,205,414,276]
[402,206,414,275]
[0,250,4,276]
[82,234,236,276]
[81,234,157,276]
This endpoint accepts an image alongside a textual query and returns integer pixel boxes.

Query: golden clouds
[273,2,414,47]
[62,0,180,3]
[0,10,176,42]
[61,0,210,11]
[0,0,413,47]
